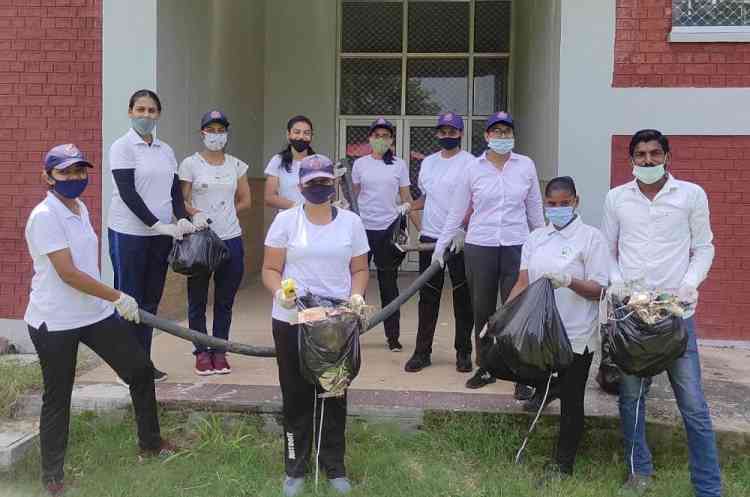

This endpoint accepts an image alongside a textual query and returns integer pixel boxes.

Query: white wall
[558,0,750,227]
[101,0,158,283]
[512,0,561,183]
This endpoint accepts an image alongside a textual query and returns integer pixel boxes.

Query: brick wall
[611,135,750,340]
[0,0,102,319]
[614,0,750,87]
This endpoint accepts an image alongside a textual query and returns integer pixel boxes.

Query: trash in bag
[607,291,687,378]
[377,215,406,268]
[297,293,362,398]
[168,228,230,277]
[480,278,574,384]
[596,323,622,395]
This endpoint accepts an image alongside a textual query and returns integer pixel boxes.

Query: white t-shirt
[264,154,304,206]
[520,216,610,354]
[178,152,249,240]
[25,193,114,331]
[352,154,410,231]
[264,205,370,323]
[108,129,178,236]
[417,150,474,239]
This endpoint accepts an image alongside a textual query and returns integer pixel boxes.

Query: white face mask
[203,132,228,151]
[632,163,666,184]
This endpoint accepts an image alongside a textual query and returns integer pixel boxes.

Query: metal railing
[673,0,750,27]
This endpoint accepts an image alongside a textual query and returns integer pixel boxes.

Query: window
[671,0,750,42]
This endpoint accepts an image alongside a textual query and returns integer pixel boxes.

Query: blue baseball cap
[436,112,464,131]
[299,154,335,185]
[200,109,230,129]
[485,111,514,131]
[44,144,93,172]
[368,117,395,135]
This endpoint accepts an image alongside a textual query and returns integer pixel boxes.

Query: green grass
[0,359,42,418]
[1,410,748,497]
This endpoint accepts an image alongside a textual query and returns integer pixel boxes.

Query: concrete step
[12,383,131,420]
[0,418,39,471]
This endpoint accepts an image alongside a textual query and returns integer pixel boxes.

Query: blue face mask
[53,177,88,199]
[488,138,514,155]
[131,116,157,136]
[545,206,575,227]
[301,184,334,204]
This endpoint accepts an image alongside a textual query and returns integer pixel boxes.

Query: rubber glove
[542,272,572,289]
[191,212,211,230]
[114,292,140,323]
[677,284,698,304]
[397,202,411,216]
[450,229,466,254]
[275,288,296,310]
[152,221,183,240]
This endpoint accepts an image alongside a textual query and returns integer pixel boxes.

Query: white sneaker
[115,376,129,388]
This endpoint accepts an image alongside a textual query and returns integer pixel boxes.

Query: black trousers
[272,319,347,479]
[27,314,161,484]
[366,224,403,341]
[415,236,473,355]
[463,243,522,360]
[553,350,594,473]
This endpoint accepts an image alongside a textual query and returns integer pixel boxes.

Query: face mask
[131,116,157,136]
[488,138,514,155]
[301,184,335,204]
[203,132,227,151]
[632,163,666,185]
[369,137,392,156]
[545,206,575,228]
[290,139,310,153]
[53,177,88,199]
[438,137,461,150]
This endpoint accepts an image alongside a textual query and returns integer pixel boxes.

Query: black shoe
[153,368,168,383]
[456,352,473,373]
[523,390,560,412]
[404,353,431,372]
[465,368,496,389]
[387,338,403,352]
[514,383,534,401]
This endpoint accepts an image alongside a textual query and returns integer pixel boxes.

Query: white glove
[677,284,698,304]
[191,211,211,230]
[333,162,348,178]
[177,218,197,236]
[274,288,296,310]
[349,294,365,314]
[397,202,411,216]
[608,281,630,301]
[431,250,445,268]
[114,292,140,324]
[332,198,350,210]
[449,229,466,254]
[152,221,183,240]
[543,272,572,289]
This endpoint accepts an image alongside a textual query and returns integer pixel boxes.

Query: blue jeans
[618,317,722,497]
[108,229,173,358]
[187,236,244,354]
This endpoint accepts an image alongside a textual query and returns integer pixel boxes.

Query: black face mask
[438,137,461,150]
[290,139,310,153]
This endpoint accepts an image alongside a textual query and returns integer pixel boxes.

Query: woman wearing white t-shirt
[264,115,316,209]
[502,176,609,481]
[351,117,413,351]
[107,89,197,381]
[263,154,369,497]
[25,145,175,496]
[178,110,251,376]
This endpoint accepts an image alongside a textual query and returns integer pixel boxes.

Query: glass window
[340,58,402,115]
[672,0,750,27]
[407,1,470,53]
[473,57,508,115]
[406,58,468,115]
[407,126,440,198]
[471,119,487,156]
[474,0,512,52]
[342,2,404,52]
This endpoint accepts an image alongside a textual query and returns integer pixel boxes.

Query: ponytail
[383,148,394,165]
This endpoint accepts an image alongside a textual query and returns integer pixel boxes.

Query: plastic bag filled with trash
[297,294,362,398]
[480,278,574,384]
[168,228,230,277]
[607,291,688,378]
[596,323,622,395]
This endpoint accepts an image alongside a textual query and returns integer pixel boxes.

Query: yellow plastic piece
[281,279,296,300]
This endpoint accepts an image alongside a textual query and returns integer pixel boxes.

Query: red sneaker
[138,438,178,460]
[194,351,214,376]
[212,352,231,374]
[46,481,64,497]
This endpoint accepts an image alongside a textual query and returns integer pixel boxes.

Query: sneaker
[523,389,560,413]
[387,338,403,352]
[404,353,431,372]
[46,480,64,497]
[514,383,534,401]
[139,438,178,460]
[212,352,231,374]
[330,477,352,494]
[194,352,214,376]
[456,352,473,373]
[283,476,305,497]
[465,368,496,389]
[152,368,168,383]
[618,474,652,496]
[115,376,129,388]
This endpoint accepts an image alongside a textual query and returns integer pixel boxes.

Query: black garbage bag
[608,300,687,377]
[596,323,622,395]
[168,228,230,277]
[480,279,574,384]
[380,215,406,268]
[297,294,362,397]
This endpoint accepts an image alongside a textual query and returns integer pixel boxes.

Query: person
[404,112,474,373]
[178,110,252,376]
[264,115,316,210]
[434,111,545,395]
[262,154,369,496]
[351,117,413,351]
[602,129,721,497]
[25,144,176,497]
[503,176,609,481]
[107,89,197,382]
